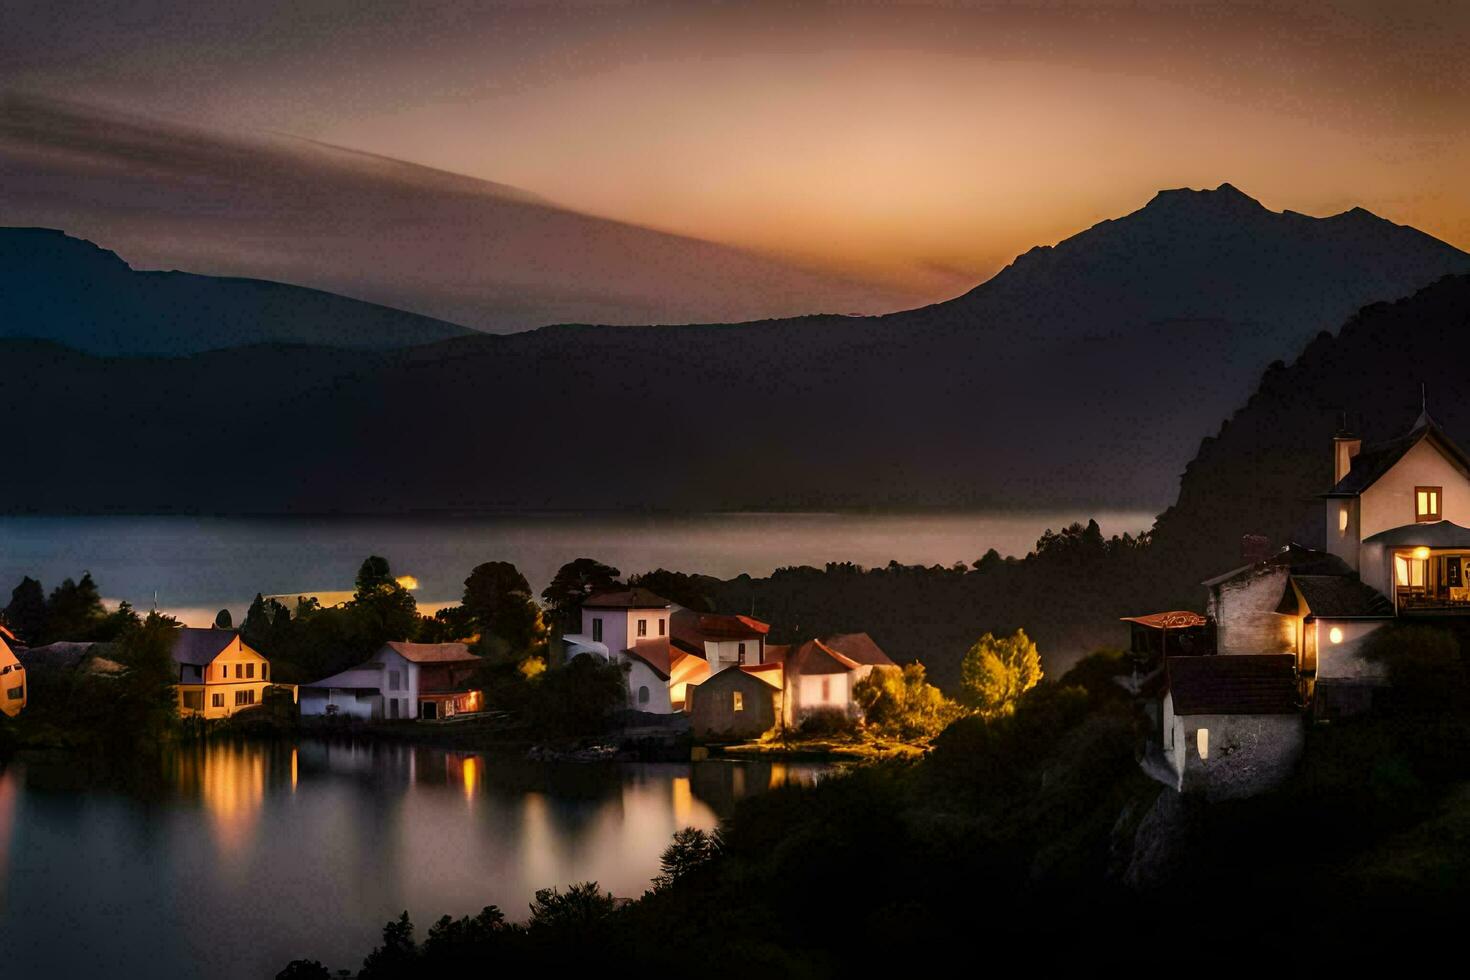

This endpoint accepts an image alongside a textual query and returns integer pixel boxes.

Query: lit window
[1416,486,1442,522]
[733,692,744,712]
[1338,504,1349,534]
[1197,728,1209,760]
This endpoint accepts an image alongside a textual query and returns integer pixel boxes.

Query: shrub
[798,706,856,737]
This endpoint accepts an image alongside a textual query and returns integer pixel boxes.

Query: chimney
[1333,415,1361,484]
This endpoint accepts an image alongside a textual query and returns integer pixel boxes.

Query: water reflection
[0,741,831,980]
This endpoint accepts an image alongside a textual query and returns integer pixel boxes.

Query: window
[234,689,256,707]
[245,662,255,679]
[262,663,269,681]
[182,690,204,711]
[6,685,23,701]
[389,670,402,691]
[737,642,747,664]
[236,664,245,679]
[592,618,603,642]
[732,691,744,712]
[637,618,647,637]
[212,693,224,708]
[658,618,666,636]
[1416,486,1442,522]
[0,664,10,674]
[821,678,831,700]
[390,698,400,719]
[638,685,650,705]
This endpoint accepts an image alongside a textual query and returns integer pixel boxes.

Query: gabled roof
[1167,654,1299,715]
[671,610,770,642]
[818,632,896,667]
[1202,544,1352,588]
[623,637,673,680]
[1325,413,1470,497]
[382,641,478,664]
[766,638,861,676]
[1278,575,1393,619]
[583,587,671,610]
[170,628,240,666]
[696,660,784,692]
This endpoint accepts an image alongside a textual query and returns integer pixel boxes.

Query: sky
[4,0,1469,297]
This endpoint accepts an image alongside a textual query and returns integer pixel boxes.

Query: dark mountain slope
[2,186,1467,513]
[1150,272,1470,597]
[0,228,473,354]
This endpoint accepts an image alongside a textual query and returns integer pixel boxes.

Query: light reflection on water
[0,742,828,980]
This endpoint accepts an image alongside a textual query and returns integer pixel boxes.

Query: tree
[350,556,419,643]
[111,610,182,745]
[651,827,720,891]
[3,576,48,643]
[541,559,620,631]
[214,608,233,630]
[959,629,1044,717]
[628,569,715,612]
[359,912,417,980]
[463,561,542,654]
[531,654,629,735]
[275,961,332,980]
[44,572,108,642]
[527,882,618,930]
[853,662,957,739]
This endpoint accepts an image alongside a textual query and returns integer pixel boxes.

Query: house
[299,641,483,721]
[1157,654,1303,801]
[0,625,25,718]
[766,632,897,726]
[688,663,784,740]
[670,611,769,673]
[1135,411,1470,796]
[171,628,292,719]
[562,588,680,713]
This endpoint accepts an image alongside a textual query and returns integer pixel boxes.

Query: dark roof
[1202,543,1353,588]
[1167,654,1299,715]
[1325,413,1470,497]
[675,611,770,640]
[766,639,861,675]
[583,587,670,610]
[383,641,479,664]
[623,637,673,680]
[1363,519,1470,548]
[171,628,239,666]
[1279,575,1393,619]
[818,632,896,667]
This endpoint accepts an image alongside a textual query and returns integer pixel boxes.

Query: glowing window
[1196,728,1209,760]
[1338,504,1349,534]
[1416,486,1442,522]
[733,692,744,712]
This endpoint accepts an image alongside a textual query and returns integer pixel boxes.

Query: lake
[0,742,829,979]
[0,511,1154,625]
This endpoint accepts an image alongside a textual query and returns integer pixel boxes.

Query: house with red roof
[299,641,482,721]
[766,633,897,726]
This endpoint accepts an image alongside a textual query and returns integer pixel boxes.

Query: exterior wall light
[1414,547,1431,561]
[1339,505,1349,533]
[1329,626,1344,644]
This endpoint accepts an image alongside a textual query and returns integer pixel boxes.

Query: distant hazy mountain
[2,185,1467,515]
[0,95,928,333]
[0,228,472,354]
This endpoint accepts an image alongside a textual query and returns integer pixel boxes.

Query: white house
[561,588,679,713]
[300,641,482,721]
[765,633,897,725]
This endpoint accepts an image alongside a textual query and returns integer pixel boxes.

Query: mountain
[0,228,473,354]
[1,186,1467,514]
[0,95,929,333]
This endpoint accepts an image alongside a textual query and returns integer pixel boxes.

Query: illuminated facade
[299,641,482,721]
[171,628,290,720]
[0,625,25,718]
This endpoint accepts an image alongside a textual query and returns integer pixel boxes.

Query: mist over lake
[0,511,1154,624]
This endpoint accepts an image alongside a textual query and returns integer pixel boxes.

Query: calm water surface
[0,511,1153,625]
[0,742,828,979]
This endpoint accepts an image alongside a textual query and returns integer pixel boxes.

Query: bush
[797,706,856,737]
[853,663,957,740]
